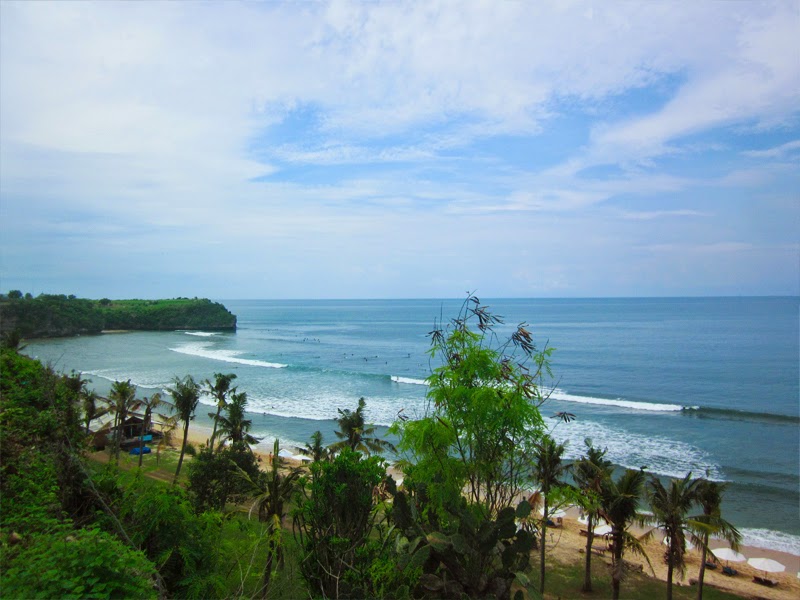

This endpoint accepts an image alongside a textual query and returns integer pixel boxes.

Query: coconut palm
[237,439,303,598]
[692,479,741,600]
[600,468,651,600]
[299,430,329,464]
[80,388,107,435]
[155,414,178,467]
[169,375,200,485]
[573,438,613,592]
[531,434,569,596]
[645,473,703,600]
[135,393,166,468]
[329,397,396,456]
[204,372,237,454]
[109,379,137,463]
[216,390,260,451]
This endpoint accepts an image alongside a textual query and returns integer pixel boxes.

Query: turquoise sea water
[24,297,800,554]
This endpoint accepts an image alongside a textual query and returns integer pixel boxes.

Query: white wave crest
[83,369,172,391]
[739,528,800,557]
[391,376,428,386]
[551,389,686,412]
[169,342,287,369]
[183,331,219,337]
[550,419,725,482]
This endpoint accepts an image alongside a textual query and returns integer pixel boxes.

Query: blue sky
[1,1,798,299]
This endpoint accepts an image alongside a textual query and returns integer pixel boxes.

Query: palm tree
[531,434,569,596]
[600,468,651,600]
[237,439,303,598]
[204,372,237,454]
[573,439,613,592]
[692,479,741,600]
[155,414,178,467]
[299,430,329,464]
[646,473,702,600]
[329,397,396,456]
[109,379,137,463]
[169,375,200,485]
[215,390,260,451]
[135,393,165,468]
[80,388,107,435]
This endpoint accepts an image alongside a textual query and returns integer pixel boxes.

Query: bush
[1,526,157,599]
[187,446,261,513]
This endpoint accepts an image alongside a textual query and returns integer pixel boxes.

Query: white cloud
[1,1,798,297]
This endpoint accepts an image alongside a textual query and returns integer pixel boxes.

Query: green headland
[0,292,236,339]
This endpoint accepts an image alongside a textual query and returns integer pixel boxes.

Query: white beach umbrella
[295,454,312,462]
[711,547,746,563]
[578,514,608,527]
[747,557,785,574]
[278,448,294,458]
[594,524,613,536]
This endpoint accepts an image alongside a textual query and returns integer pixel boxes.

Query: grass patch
[529,554,746,600]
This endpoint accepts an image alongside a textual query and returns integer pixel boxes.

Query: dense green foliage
[187,445,261,513]
[0,348,159,598]
[294,448,389,598]
[0,292,236,338]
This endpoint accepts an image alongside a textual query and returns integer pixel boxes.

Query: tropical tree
[600,468,651,600]
[135,393,166,468]
[109,379,137,463]
[215,390,260,451]
[204,372,237,454]
[531,434,569,596]
[573,438,613,592]
[237,439,303,598]
[692,478,741,600]
[294,447,387,599]
[155,414,178,467]
[645,473,702,600]
[329,397,395,456]
[391,295,552,518]
[169,375,200,485]
[80,387,106,435]
[299,430,329,464]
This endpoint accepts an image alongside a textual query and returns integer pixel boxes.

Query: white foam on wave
[382,380,694,413]
[183,331,219,337]
[739,528,800,557]
[391,376,428,386]
[169,342,287,369]
[245,392,428,428]
[549,419,725,482]
[551,389,686,412]
[83,369,172,391]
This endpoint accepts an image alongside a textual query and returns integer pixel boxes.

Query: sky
[1,1,798,299]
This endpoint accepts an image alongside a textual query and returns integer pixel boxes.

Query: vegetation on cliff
[0,292,236,339]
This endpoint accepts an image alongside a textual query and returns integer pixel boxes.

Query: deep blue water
[24,297,800,553]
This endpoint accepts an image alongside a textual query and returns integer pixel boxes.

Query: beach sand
[179,424,800,599]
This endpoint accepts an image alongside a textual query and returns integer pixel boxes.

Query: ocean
[23,297,800,555]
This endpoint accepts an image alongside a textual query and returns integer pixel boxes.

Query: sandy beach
[179,423,799,599]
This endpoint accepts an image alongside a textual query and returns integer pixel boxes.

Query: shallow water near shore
[25,297,800,555]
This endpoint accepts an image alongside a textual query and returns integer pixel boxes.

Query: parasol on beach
[278,448,294,458]
[594,524,613,536]
[711,547,746,564]
[578,514,608,527]
[747,557,785,574]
